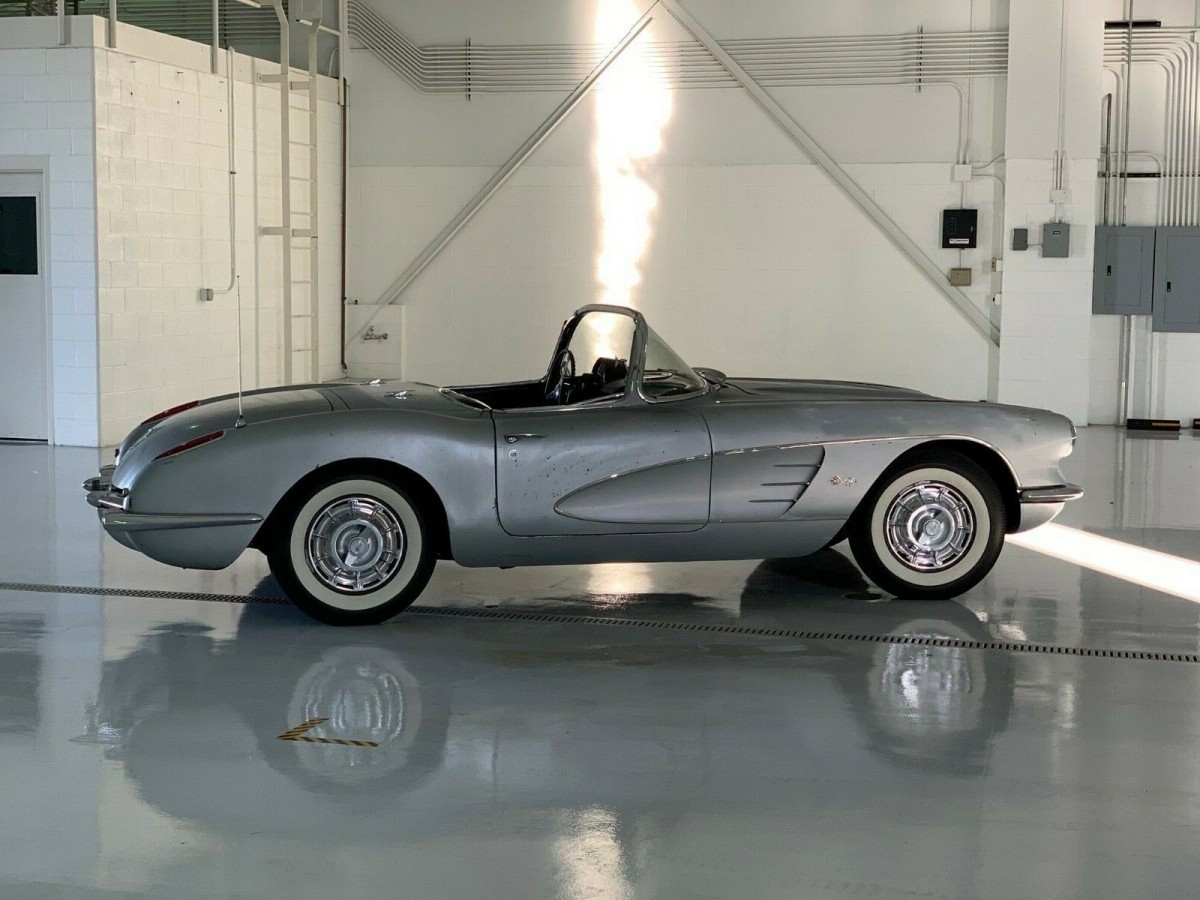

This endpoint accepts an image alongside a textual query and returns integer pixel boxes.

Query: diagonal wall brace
[351,4,657,342]
[658,0,1000,348]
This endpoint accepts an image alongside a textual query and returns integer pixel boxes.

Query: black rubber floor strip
[2,580,1197,664]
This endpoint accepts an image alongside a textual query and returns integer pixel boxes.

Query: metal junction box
[1041,222,1070,258]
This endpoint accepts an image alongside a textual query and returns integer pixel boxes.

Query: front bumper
[1018,484,1084,504]
[1013,482,1084,532]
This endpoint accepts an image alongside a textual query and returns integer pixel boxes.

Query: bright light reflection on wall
[593,0,672,308]
[1010,524,1200,603]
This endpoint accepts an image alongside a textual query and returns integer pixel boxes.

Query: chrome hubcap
[306,496,405,593]
[883,481,975,572]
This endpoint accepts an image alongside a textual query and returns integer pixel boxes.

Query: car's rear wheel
[268,477,436,625]
[848,451,1005,600]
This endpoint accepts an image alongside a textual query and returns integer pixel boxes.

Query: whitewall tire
[848,452,1005,600]
[269,477,436,625]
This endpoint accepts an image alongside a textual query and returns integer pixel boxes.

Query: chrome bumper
[1013,483,1082,533]
[97,510,263,534]
[84,466,261,533]
[1017,484,1084,504]
[84,466,128,511]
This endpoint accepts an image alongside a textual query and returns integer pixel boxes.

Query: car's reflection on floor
[77,553,1014,836]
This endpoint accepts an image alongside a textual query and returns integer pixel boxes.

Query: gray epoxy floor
[2,427,1200,898]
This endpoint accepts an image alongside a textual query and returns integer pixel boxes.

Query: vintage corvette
[85,304,1082,625]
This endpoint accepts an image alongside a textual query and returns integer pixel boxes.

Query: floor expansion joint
[2,580,1196,664]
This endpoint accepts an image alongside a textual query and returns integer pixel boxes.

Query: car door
[493,402,712,536]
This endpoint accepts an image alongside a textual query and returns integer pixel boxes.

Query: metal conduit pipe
[1098,28,1200,422]
[1103,31,1200,225]
[346,0,1006,93]
[1104,49,1176,222]
[1106,54,1178,222]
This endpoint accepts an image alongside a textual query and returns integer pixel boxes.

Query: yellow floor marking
[275,716,379,748]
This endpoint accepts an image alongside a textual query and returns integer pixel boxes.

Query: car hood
[720,378,935,403]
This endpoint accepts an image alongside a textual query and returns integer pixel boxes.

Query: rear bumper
[98,510,262,534]
[85,468,262,569]
[96,510,263,569]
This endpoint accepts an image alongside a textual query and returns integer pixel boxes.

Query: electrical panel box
[1012,228,1028,251]
[1153,228,1200,333]
[942,209,977,248]
[1093,226,1155,315]
[1042,222,1070,257]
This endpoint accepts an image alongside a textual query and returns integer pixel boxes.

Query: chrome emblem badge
[829,475,857,487]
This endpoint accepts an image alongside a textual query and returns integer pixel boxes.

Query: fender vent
[2,581,1198,665]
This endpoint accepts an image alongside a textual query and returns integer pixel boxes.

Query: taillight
[155,430,224,461]
[141,400,200,426]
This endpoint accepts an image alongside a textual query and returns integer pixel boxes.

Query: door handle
[505,433,546,443]
[1167,280,1173,292]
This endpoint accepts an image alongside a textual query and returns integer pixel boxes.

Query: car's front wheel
[848,451,1005,600]
[268,476,436,625]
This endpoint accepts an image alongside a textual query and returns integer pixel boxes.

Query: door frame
[0,159,55,444]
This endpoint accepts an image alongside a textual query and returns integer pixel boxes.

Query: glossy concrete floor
[3,427,1200,899]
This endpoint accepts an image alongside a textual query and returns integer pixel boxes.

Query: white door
[0,173,48,441]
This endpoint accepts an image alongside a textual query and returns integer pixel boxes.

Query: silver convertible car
[85,305,1082,625]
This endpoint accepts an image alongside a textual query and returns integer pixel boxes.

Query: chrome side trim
[1018,484,1084,504]
[100,511,264,534]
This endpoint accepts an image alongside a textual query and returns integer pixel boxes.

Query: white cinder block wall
[0,16,343,447]
[94,26,343,446]
[0,18,100,447]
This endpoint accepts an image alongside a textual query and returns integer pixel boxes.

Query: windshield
[566,311,636,375]
[641,328,706,400]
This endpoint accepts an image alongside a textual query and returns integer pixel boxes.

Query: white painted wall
[345,0,1008,398]
[349,161,1000,399]
[0,17,100,447]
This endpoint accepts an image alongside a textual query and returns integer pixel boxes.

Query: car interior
[446,355,630,411]
[446,310,635,411]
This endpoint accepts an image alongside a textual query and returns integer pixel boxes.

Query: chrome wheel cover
[883,481,976,572]
[305,496,406,593]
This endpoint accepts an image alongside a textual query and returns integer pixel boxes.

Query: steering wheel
[546,348,576,405]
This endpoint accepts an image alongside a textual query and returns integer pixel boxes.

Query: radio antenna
[235,273,245,428]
